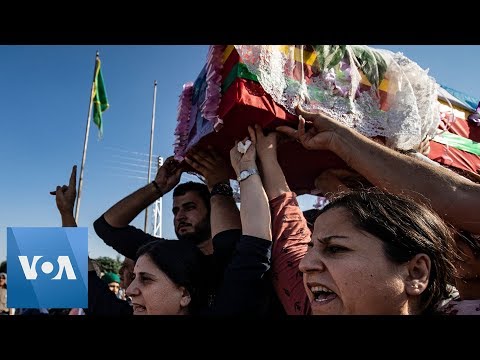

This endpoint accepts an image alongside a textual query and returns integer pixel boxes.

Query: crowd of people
[3,105,480,315]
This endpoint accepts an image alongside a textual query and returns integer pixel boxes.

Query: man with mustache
[93,151,275,313]
[94,153,235,260]
[95,156,211,246]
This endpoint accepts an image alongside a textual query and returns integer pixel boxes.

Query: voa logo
[7,227,88,308]
[18,255,77,280]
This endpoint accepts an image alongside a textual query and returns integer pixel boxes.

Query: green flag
[92,56,109,138]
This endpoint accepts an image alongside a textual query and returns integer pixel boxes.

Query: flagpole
[75,51,99,223]
[144,80,158,233]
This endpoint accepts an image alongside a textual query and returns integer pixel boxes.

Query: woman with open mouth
[300,189,459,315]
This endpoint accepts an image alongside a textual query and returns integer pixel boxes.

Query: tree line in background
[95,256,123,274]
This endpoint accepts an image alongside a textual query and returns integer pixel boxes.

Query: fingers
[164,156,178,168]
[276,125,298,138]
[277,115,307,142]
[254,124,264,140]
[50,185,67,195]
[69,165,77,189]
[295,104,318,121]
[186,148,227,179]
[270,130,279,142]
[421,143,431,156]
[276,131,292,145]
[189,149,217,168]
[184,156,205,175]
[298,115,306,138]
[206,145,222,161]
[247,126,256,145]
[50,165,77,195]
[173,165,183,178]
[230,140,241,160]
[229,140,238,156]
[53,185,65,198]
[238,130,256,161]
[418,137,431,156]
[163,156,176,171]
[163,156,181,175]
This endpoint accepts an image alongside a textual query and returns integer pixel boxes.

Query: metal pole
[144,80,158,233]
[75,51,99,223]
[153,156,164,237]
[158,156,163,238]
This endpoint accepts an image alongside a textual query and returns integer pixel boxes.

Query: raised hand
[184,146,230,190]
[154,156,183,195]
[230,126,257,176]
[254,124,278,162]
[277,104,347,151]
[49,165,77,226]
[50,165,77,216]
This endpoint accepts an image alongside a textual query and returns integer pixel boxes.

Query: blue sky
[1,45,479,263]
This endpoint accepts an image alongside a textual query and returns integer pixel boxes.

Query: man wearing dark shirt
[92,152,283,315]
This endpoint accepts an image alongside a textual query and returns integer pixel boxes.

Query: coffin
[174,45,478,192]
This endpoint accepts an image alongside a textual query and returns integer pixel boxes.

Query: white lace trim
[234,45,440,150]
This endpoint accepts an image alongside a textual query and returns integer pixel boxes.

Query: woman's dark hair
[457,231,480,259]
[303,209,322,231]
[320,189,460,314]
[136,239,207,314]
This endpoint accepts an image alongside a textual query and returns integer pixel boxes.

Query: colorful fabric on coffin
[174,45,295,162]
[173,46,444,191]
[175,45,441,160]
[174,46,224,161]
[174,45,393,162]
[174,66,214,161]
[234,45,440,151]
[429,102,480,174]
[174,50,349,191]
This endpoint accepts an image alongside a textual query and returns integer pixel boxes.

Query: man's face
[0,276,5,287]
[172,191,211,244]
[108,282,120,295]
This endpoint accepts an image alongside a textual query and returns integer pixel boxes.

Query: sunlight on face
[126,255,189,315]
[172,191,209,239]
[299,207,409,315]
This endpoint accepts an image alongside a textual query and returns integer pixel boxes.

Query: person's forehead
[313,207,351,235]
[173,191,206,207]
